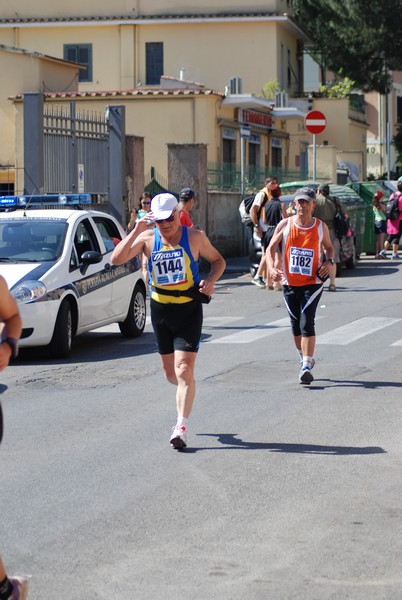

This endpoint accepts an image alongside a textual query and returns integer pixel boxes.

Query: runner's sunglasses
[154,211,177,224]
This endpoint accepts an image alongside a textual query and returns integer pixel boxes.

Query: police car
[0,194,146,358]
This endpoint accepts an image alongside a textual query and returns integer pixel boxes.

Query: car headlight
[11,280,47,304]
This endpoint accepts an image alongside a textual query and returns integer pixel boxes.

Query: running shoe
[170,425,187,449]
[391,253,401,260]
[251,277,265,288]
[379,250,388,259]
[8,577,29,600]
[299,367,314,385]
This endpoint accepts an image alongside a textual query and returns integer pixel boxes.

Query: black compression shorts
[150,299,203,354]
[282,284,323,337]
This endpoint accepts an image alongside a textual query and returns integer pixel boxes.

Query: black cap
[318,183,330,196]
[179,187,195,200]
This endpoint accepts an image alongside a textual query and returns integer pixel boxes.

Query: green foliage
[319,77,355,98]
[286,0,402,94]
[258,80,282,99]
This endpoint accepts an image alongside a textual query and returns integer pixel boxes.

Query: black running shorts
[150,299,203,354]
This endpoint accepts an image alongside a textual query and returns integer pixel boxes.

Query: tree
[287,0,402,94]
[258,80,282,100]
[319,76,355,98]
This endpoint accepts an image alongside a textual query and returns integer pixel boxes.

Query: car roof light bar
[0,194,92,210]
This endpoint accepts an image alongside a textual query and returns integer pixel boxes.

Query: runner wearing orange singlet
[266,187,334,385]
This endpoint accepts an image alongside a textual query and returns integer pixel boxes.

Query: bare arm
[189,229,226,297]
[111,219,153,265]
[0,276,22,370]
[266,220,286,281]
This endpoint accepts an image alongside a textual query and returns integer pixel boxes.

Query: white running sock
[302,356,314,369]
[177,416,188,428]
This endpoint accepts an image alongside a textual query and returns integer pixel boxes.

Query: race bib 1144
[151,248,186,285]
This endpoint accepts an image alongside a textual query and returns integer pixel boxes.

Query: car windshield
[0,219,68,262]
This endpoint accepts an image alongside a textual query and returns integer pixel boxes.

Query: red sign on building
[242,109,273,129]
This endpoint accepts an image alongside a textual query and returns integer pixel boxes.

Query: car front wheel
[48,299,73,358]
[119,284,146,337]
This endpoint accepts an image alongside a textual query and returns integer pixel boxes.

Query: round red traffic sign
[305,110,326,134]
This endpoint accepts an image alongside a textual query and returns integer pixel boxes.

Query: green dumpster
[280,181,368,257]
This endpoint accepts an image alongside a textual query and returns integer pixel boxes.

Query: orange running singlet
[281,216,324,286]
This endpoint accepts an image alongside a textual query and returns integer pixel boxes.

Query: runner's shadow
[312,379,402,390]
[185,433,386,455]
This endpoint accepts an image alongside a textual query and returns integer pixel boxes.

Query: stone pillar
[126,135,145,216]
[167,143,208,233]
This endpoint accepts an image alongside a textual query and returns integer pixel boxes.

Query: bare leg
[160,350,197,419]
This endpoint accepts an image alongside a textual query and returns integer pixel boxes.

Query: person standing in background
[250,177,277,288]
[372,191,387,259]
[313,184,347,292]
[178,188,196,228]
[380,180,402,260]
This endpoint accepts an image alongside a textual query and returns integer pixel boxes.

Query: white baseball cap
[150,193,178,220]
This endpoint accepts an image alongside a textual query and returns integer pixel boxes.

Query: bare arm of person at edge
[266,220,334,282]
[111,214,226,297]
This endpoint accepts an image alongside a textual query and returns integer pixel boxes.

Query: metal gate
[23,93,126,223]
[43,102,109,197]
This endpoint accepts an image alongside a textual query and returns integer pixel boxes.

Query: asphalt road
[1,255,402,599]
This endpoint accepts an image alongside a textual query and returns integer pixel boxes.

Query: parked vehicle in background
[0,194,146,358]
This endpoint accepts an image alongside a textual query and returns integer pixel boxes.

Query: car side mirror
[80,250,102,275]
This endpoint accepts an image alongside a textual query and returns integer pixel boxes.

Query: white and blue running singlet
[149,227,200,304]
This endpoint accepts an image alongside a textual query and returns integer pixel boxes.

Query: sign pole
[305,110,326,181]
[313,134,316,181]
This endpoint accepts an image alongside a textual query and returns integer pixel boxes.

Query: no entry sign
[305,110,326,134]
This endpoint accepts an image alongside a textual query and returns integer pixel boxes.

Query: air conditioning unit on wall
[229,77,243,95]
[275,92,288,107]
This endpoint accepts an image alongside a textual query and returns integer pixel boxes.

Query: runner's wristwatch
[327,259,335,265]
[3,337,19,358]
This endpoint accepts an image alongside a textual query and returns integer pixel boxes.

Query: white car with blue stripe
[0,194,146,358]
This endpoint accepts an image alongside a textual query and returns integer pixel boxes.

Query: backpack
[238,191,268,226]
[385,193,400,221]
[332,196,349,238]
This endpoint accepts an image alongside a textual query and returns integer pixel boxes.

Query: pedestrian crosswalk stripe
[316,316,401,346]
[207,318,291,344]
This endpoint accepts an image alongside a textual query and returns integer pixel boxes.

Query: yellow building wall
[0,20,301,96]
[0,50,78,167]
[12,94,223,183]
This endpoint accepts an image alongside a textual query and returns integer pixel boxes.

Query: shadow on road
[187,433,386,455]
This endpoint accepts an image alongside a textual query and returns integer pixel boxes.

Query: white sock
[177,416,188,428]
[302,356,314,369]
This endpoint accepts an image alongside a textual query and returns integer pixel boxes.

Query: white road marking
[207,318,291,344]
[316,317,401,346]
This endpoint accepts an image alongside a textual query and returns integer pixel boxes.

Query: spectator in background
[380,181,402,260]
[372,191,387,259]
[250,177,277,288]
[313,183,347,292]
[126,192,152,233]
[178,188,196,228]
[261,183,287,290]
[127,192,153,283]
